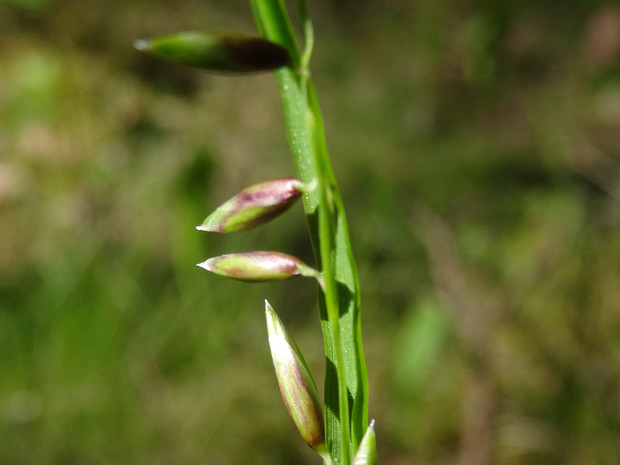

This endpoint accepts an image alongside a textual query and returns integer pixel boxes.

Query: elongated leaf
[251,2,369,464]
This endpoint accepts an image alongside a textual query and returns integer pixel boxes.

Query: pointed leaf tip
[133,39,149,51]
[196,259,214,272]
[352,420,378,465]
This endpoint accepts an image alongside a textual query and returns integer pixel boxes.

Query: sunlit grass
[2,1,620,464]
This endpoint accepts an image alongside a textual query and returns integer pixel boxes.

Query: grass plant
[136,1,373,464]
[5,1,619,464]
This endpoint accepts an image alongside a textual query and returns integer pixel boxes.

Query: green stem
[251,2,369,463]
[314,114,351,465]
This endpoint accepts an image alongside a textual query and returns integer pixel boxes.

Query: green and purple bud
[134,31,291,73]
[197,178,305,233]
[265,301,328,459]
[352,420,378,465]
[197,251,320,282]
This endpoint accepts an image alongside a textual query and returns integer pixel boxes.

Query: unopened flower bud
[134,31,291,73]
[197,178,304,233]
[197,251,320,282]
[352,420,377,465]
[265,301,327,456]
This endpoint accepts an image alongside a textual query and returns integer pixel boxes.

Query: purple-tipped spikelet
[197,178,305,233]
[197,251,320,282]
[134,31,291,73]
[265,301,329,459]
[352,420,378,465]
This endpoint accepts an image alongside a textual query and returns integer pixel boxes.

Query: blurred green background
[2,0,620,463]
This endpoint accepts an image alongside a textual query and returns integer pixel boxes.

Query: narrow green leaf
[251,2,369,464]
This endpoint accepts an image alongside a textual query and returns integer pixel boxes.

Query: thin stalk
[313,113,351,465]
[251,1,369,463]
[297,6,351,463]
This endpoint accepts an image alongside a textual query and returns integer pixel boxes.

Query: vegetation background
[2,0,620,464]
